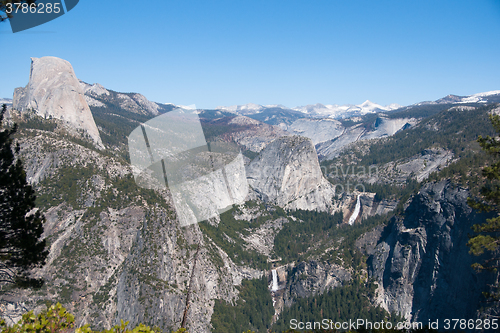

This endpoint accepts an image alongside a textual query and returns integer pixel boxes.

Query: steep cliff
[284,261,351,305]
[364,180,495,326]
[246,136,335,212]
[13,57,104,149]
[6,121,262,332]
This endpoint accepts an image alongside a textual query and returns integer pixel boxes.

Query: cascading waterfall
[271,269,279,292]
[348,195,361,225]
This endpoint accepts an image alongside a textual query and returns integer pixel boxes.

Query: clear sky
[1,0,499,109]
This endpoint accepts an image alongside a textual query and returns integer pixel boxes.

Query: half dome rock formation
[13,57,104,149]
[246,135,335,211]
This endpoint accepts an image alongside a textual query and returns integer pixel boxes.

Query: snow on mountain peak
[386,103,403,110]
[360,100,376,107]
[217,103,264,114]
[293,100,399,118]
[472,90,500,97]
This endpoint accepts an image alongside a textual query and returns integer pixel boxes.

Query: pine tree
[468,113,500,302]
[0,104,48,290]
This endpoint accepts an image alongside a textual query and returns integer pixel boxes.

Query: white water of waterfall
[271,269,278,292]
[348,195,361,225]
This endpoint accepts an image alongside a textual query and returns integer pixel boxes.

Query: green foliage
[0,105,48,289]
[16,117,57,133]
[98,174,173,211]
[89,103,154,160]
[0,303,74,333]
[36,167,172,213]
[385,103,454,119]
[0,303,188,333]
[35,165,96,209]
[199,203,273,270]
[359,177,420,207]
[272,279,401,333]
[358,107,494,166]
[274,210,390,268]
[273,210,342,262]
[466,113,500,303]
[211,277,274,333]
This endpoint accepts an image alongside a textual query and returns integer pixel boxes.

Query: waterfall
[348,195,361,225]
[271,269,278,291]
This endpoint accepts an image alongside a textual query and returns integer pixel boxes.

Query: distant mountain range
[214,90,500,119]
[216,100,401,118]
[0,98,12,106]
[4,89,500,120]
[416,90,500,105]
[292,100,402,118]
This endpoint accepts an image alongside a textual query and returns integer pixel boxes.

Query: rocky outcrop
[285,261,351,305]
[286,118,344,145]
[13,57,104,148]
[363,148,454,185]
[246,136,335,212]
[365,180,495,327]
[239,217,288,256]
[228,115,287,152]
[266,261,351,322]
[328,192,397,224]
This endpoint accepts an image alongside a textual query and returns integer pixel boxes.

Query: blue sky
[1,0,499,109]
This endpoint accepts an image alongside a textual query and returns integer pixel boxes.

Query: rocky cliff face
[227,115,287,152]
[267,261,352,321]
[246,136,335,212]
[284,261,351,305]
[364,180,495,326]
[6,123,261,332]
[286,116,416,160]
[13,57,104,149]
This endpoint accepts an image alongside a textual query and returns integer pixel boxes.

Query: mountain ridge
[2,56,500,332]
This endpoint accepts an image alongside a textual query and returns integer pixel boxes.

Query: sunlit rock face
[13,56,104,148]
[246,136,335,212]
[365,180,496,326]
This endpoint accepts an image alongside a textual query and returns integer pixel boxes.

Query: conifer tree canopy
[468,113,500,302]
[0,104,48,290]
